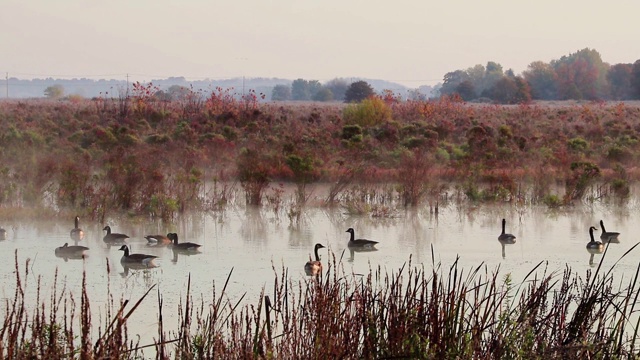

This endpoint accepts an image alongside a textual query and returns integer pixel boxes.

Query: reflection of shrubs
[542,194,563,208]
[237,147,271,206]
[398,150,430,206]
[285,154,319,204]
[564,162,600,203]
[148,195,179,221]
[610,164,630,198]
[610,178,630,197]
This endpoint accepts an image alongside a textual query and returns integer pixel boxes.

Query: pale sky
[2,0,639,87]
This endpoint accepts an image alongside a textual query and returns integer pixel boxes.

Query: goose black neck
[74,217,79,229]
[314,246,320,261]
[501,220,506,235]
[600,221,606,233]
[589,227,595,242]
[122,246,129,256]
[349,231,354,242]
[173,234,179,244]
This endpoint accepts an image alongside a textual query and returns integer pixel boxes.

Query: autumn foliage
[0,93,639,216]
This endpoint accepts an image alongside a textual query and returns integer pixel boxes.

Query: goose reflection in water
[120,261,160,278]
[348,246,378,262]
[498,239,516,259]
[497,218,516,259]
[171,247,202,264]
[586,226,605,267]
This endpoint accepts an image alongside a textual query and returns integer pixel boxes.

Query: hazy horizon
[3,1,639,88]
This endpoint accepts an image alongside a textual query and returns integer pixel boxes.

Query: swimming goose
[55,243,89,258]
[599,220,620,243]
[586,226,604,254]
[304,243,325,276]
[346,228,378,248]
[168,233,201,252]
[103,226,129,245]
[498,219,516,244]
[70,216,84,242]
[118,245,158,266]
[144,234,173,245]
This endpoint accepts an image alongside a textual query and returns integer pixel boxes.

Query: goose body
[599,220,620,243]
[118,245,158,266]
[70,216,84,242]
[144,234,172,245]
[498,219,516,244]
[346,228,378,248]
[586,226,604,254]
[304,243,325,276]
[168,233,201,252]
[55,242,89,258]
[103,226,129,245]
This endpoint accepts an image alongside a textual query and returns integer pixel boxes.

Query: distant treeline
[439,48,640,103]
[5,47,638,103]
[3,75,418,101]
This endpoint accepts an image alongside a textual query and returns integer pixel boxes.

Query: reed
[2,245,640,358]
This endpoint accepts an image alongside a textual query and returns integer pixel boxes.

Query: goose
[55,242,89,259]
[118,245,158,266]
[498,219,516,244]
[144,234,172,246]
[168,233,201,252]
[586,226,604,254]
[304,243,325,276]
[70,216,84,242]
[599,220,620,243]
[346,228,378,249]
[0,227,6,241]
[103,226,129,245]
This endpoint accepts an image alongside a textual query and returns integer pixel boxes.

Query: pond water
[1,190,640,351]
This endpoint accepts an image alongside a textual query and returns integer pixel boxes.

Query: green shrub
[607,144,631,162]
[221,126,238,141]
[542,194,562,208]
[611,178,630,197]
[341,124,363,141]
[145,134,170,144]
[343,97,392,127]
[567,137,588,152]
[401,136,426,149]
[435,147,450,163]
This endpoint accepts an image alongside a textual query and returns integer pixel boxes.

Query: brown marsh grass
[3,243,640,359]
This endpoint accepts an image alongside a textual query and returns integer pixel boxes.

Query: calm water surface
[2,197,640,348]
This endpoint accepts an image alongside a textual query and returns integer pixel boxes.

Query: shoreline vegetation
[4,246,640,358]
[2,97,640,357]
[0,97,639,221]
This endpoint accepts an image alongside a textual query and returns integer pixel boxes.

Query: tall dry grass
[3,243,640,359]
